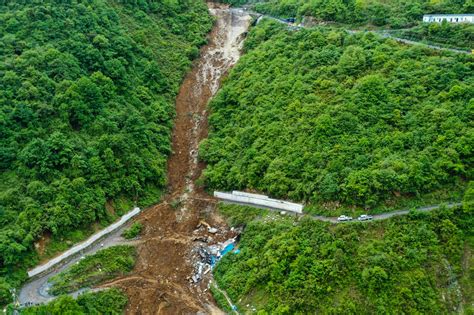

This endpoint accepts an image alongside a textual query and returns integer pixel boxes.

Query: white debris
[208,227,218,234]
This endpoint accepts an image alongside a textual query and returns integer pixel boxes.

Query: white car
[337,215,353,222]
[358,214,373,221]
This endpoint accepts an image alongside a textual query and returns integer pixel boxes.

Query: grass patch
[218,203,269,226]
[49,245,136,295]
[460,235,474,314]
[40,227,96,261]
[21,288,128,314]
[137,184,164,209]
[113,196,135,217]
[305,185,465,217]
[122,222,143,239]
[210,284,232,313]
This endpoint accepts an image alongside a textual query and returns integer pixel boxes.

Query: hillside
[200,20,473,212]
[247,0,473,27]
[214,204,473,313]
[395,22,474,51]
[0,0,212,300]
[202,16,474,314]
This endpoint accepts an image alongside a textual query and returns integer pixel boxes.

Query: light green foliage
[214,208,472,313]
[463,181,474,213]
[49,245,136,295]
[218,203,269,226]
[122,222,143,239]
[20,288,128,315]
[210,285,232,312]
[0,278,11,306]
[201,21,473,209]
[0,0,212,287]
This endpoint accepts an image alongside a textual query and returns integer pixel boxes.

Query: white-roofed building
[423,14,474,23]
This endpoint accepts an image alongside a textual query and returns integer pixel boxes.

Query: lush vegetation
[210,284,233,313]
[49,245,135,295]
[213,204,473,313]
[218,203,268,226]
[122,222,143,239]
[395,21,474,51]
[0,0,212,293]
[19,288,128,315]
[200,20,473,211]
[247,0,473,27]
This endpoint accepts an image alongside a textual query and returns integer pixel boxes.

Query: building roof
[423,14,474,17]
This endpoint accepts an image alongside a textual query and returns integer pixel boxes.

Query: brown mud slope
[101,4,251,314]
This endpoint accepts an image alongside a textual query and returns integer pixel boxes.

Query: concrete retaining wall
[214,191,303,214]
[28,207,141,278]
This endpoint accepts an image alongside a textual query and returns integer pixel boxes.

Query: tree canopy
[0,0,212,291]
[20,288,128,315]
[248,0,473,27]
[214,205,473,313]
[200,20,473,210]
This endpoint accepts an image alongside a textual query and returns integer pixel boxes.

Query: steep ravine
[99,4,252,314]
[18,4,251,314]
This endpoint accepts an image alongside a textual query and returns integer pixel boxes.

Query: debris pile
[189,221,241,284]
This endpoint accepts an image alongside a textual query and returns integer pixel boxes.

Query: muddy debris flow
[99,5,252,314]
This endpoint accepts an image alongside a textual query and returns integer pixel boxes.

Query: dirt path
[97,5,252,314]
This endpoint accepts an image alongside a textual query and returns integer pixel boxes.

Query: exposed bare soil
[100,5,252,314]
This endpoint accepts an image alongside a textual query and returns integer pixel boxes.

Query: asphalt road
[310,203,462,223]
[18,221,136,307]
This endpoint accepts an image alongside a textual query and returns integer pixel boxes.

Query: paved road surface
[18,221,136,307]
[310,202,462,223]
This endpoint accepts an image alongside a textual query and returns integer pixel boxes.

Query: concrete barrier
[28,207,141,278]
[214,191,303,214]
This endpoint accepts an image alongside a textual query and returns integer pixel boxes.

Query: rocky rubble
[189,221,241,285]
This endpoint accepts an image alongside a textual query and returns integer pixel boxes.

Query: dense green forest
[245,0,473,27]
[20,288,128,314]
[0,0,212,297]
[200,20,473,210]
[395,21,474,51]
[214,203,473,313]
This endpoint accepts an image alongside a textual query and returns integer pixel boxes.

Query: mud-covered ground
[99,5,252,314]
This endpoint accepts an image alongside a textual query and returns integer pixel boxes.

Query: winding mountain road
[254,12,471,54]
[310,202,462,223]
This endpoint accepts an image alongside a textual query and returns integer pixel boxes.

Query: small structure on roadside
[214,191,304,214]
[423,14,474,23]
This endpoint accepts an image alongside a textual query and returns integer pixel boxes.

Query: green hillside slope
[248,0,472,27]
[395,22,474,51]
[204,18,473,315]
[0,0,212,296]
[200,20,473,212]
[214,205,473,313]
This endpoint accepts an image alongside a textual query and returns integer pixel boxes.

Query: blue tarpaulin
[220,243,235,256]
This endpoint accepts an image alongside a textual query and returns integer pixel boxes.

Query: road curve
[18,221,136,307]
[309,202,462,223]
